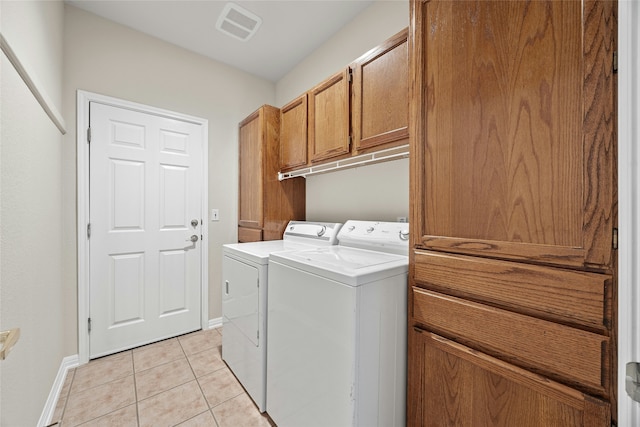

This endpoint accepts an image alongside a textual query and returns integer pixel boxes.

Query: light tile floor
[51,328,273,427]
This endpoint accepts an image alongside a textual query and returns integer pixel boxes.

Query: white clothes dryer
[266,220,409,427]
[221,221,342,412]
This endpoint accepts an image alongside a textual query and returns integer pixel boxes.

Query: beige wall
[0,1,66,425]
[275,0,410,223]
[0,2,409,423]
[62,5,276,334]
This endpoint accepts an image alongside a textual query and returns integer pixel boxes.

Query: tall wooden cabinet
[408,0,617,425]
[238,105,305,242]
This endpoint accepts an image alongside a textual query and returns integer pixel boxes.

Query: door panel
[308,68,351,163]
[412,0,615,271]
[159,250,188,315]
[280,94,308,171]
[109,253,144,326]
[352,28,409,152]
[89,101,202,358]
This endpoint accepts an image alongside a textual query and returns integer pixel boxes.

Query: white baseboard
[38,354,79,427]
[208,317,223,329]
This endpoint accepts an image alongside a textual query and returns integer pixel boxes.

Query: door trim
[618,1,640,423]
[76,90,209,364]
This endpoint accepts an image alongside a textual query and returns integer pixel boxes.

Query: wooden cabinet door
[238,109,263,229]
[352,28,409,153]
[409,329,610,427]
[280,94,308,171]
[308,68,351,163]
[410,0,616,271]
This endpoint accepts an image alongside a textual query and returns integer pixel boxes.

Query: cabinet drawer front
[238,227,262,243]
[414,250,609,330]
[409,329,610,427]
[412,288,608,394]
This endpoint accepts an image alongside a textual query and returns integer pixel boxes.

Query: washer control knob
[366,227,375,233]
[399,230,409,241]
[347,226,355,232]
[317,225,326,237]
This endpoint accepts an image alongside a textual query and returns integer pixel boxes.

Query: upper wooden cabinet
[238,105,305,242]
[279,28,409,172]
[410,0,616,272]
[308,68,351,164]
[279,94,308,172]
[352,28,409,153]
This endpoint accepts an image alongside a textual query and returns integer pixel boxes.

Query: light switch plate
[211,209,220,221]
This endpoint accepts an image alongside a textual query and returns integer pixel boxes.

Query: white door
[89,101,203,358]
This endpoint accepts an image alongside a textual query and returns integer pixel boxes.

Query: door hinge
[257,330,259,340]
[257,278,259,288]
[626,362,640,403]
[613,51,618,73]
[87,223,91,239]
[613,228,618,250]
[87,127,91,143]
[88,318,92,333]
[348,135,352,148]
[347,68,353,83]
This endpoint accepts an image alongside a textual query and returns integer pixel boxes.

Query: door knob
[191,219,199,227]
[186,235,199,243]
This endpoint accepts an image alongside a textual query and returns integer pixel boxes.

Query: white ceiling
[65,0,375,82]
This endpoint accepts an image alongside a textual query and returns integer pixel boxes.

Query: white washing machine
[221,221,342,412]
[266,220,409,427]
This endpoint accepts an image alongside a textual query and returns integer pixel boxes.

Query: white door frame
[618,1,640,424]
[77,90,209,364]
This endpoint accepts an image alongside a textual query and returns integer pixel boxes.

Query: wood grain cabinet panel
[238,110,263,230]
[352,28,409,153]
[279,94,308,171]
[238,105,305,242]
[308,68,351,163]
[414,250,610,331]
[408,0,617,424]
[409,330,610,427]
[412,288,609,395]
[410,0,616,271]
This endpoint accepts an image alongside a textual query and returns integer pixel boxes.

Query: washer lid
[269,246,408,286]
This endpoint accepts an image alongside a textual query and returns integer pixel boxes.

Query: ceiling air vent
[216,2,262,42]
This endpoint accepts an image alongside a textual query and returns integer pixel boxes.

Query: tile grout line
[178,332,220,426]
[63,351,136,426]
[179,331,223,426]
